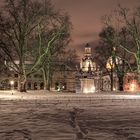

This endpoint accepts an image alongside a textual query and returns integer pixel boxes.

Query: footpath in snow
[0,90,140,140]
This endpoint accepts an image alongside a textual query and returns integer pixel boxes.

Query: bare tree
[94,41,115,91]
[41,48,78,91]
[0,0,71,92]
[118,6,140,82]
[34,15,72,91]
[102,5,140,83]
[95,26,132,91]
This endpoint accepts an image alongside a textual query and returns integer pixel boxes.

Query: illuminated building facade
[0,60,76,92]
[76,44,98,93]
[124,73,140,91]
[80,44,96,72]
[76,43,140,93]
[0,44,140,92]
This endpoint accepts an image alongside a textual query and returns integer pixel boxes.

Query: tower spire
[84,43,91,57]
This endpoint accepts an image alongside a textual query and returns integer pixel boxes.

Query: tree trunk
[42,66,51,91]
[118,76,124,91]
[46,67,51,91]
[42,68,47,90]
[18,74,27,92]
[110,69,114,91]
[46,80,51,90]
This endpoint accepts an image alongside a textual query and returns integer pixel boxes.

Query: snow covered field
[0,90,140,140]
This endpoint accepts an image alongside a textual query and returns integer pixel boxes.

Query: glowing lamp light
[130,83,136,91]
[113,88,116,91]
[10,80,14,85]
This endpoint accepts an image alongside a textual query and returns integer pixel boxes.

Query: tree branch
[119,44,136,56]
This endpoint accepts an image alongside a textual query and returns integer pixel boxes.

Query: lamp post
[106,46,122,91]
[10,80,14,94]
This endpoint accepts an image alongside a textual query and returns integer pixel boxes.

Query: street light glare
[10,80,14,85]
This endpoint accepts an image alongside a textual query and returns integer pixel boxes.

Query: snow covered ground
[0,90,140,140]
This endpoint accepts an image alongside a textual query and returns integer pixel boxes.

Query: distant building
[0,60,76,92]
[124,73,140,91]
[0,44,140,92]
[76,43,140,92]
[76,43,98,93]
[80,43,96,72]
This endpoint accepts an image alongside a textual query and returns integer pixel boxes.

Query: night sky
[52,0,140,57]
[0,0,139,58]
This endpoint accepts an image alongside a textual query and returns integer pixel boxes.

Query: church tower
[76,43,97,93]
[80,43,96,72]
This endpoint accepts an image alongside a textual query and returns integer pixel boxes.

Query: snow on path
[0,90,140,140]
